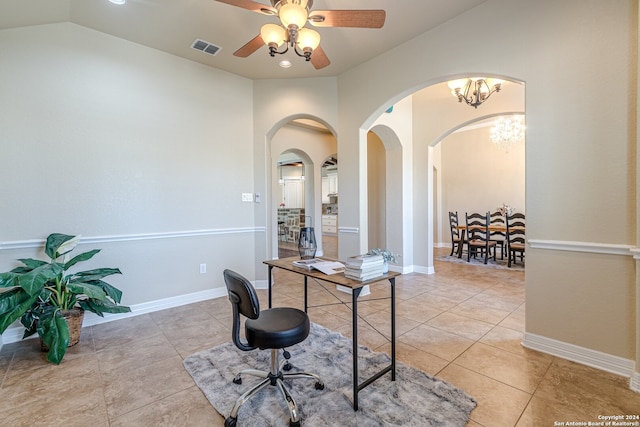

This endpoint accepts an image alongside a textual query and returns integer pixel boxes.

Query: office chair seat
[246,307,309,350]
[223,269,324,427]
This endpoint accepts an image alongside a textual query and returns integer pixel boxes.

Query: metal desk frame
[263,257,399,411]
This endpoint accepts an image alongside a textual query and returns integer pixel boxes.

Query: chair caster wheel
[283,350,291,360]
[232,376,242,385]
[289,420,300,427]
[224,417,237,427]
[283,362,292,371]
[315,381,325,390]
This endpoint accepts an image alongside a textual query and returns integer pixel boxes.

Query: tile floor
[0,248,638,426]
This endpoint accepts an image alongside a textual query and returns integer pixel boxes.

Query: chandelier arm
[268,43,289,56]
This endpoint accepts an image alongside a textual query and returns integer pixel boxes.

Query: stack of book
[344,253,384,281]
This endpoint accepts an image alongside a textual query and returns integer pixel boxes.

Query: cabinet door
[328,173,338,194]
[321,177,330,203]
[284,181,304,209]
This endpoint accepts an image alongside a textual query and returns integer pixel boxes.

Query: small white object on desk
[292,259,345,275]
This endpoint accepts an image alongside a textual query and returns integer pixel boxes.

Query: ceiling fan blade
[233,34,265,57]
[310,46,330,70]
[309,10,386,28]
[214,0,276,15]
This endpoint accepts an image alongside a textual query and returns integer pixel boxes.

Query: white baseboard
[413,265,435,275]
[631,372,640,392]
[523,332,636,379]
[0,286,230,347]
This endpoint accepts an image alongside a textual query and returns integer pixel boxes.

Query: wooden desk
[263,257,400,411]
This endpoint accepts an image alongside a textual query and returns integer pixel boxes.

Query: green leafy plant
[367,248,400,264]
[0,233,130,364]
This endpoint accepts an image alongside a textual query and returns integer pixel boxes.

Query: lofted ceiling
[1,0,487,80]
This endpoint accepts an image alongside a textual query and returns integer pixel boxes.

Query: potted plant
[367,248,401,273]
[0,233,130,364]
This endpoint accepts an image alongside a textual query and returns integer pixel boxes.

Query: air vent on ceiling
[191,39,222,56]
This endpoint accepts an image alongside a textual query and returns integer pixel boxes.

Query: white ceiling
[1,0,487,80]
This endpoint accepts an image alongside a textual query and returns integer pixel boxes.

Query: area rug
[437,254,524,272]
[183,323,476,426]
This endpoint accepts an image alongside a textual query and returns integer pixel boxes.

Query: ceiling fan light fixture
[279,3,308,29]
[261,23,287,48]
[297,28,321,51]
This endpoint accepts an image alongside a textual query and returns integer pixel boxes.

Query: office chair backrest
[223,269,260,351]
[223,269,260,319]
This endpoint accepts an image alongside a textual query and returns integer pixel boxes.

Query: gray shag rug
[437,254,524,271]
[184,323,476,426]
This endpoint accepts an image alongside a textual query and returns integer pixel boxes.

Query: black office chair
[222,269,324,427]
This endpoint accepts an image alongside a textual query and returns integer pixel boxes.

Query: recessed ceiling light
[109,0,126,4]
[279,60,292,69]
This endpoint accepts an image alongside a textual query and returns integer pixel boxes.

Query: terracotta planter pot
[40,308,85,351]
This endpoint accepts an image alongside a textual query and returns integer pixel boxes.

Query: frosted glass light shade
[261,24,286,47]
[297,28,321,50]
[279,3,308,28]
[447,79,469,95]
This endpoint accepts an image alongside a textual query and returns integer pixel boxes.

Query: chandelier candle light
[447,77,504,108]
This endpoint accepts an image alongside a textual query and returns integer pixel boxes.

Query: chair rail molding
[0,227,265,251]
[528,239,634,256]
[338,226,359,234]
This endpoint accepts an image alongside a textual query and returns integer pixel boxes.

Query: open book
[292,258,345,275]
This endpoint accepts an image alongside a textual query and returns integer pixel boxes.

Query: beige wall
[440,126,526,245]
[336,0,637,366]
[0,23,256,309]
[367,132,386,250]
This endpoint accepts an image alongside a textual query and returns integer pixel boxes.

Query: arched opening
[268,117,337,260]
[358,76,525,273]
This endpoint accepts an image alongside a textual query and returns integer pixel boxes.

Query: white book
[292,259,345,275]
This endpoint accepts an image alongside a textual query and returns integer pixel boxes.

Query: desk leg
[304,276,308,313]
[268,266,273,309]
[390,277,396,381]
[352,286,362,411]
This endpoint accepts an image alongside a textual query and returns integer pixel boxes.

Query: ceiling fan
[214,0,386,69]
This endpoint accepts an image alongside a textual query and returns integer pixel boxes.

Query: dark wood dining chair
[490,211,506,259]
[448,211,466,258]
[465,212,497,264]
[506,213,526,267]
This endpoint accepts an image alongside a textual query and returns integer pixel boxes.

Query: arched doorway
[269,118,337,260]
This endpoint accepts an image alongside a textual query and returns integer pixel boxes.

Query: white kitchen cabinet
[328,173,338,195]
[321,177,330,203]
[322,214,338,234]
[282,180,304,209]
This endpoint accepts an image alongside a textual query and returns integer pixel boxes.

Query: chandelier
[447,77,504,109]
[490,115,525,151]
[260,1,321,62]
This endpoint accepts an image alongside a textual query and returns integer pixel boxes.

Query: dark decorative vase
[298,227,317,259]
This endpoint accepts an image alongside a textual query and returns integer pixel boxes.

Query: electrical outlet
[199,263,206,274]
[242,193,253,202]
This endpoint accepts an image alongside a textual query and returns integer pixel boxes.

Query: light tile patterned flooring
[0,248,638,426]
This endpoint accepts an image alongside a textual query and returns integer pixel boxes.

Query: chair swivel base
[224,349,324,427]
